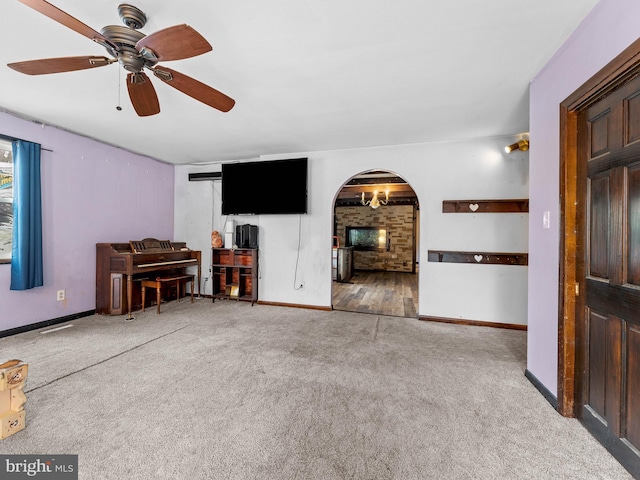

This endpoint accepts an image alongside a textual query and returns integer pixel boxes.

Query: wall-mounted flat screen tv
[222,158,308,215]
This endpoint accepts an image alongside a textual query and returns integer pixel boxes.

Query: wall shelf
[442,199,529,213]
[428,250,528,266]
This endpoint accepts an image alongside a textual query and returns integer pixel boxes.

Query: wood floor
[332,270,418,318]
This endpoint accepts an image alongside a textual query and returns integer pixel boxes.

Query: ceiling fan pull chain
[116,67,122,111]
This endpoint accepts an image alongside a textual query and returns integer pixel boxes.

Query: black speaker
[235,224,246,248]
[247,225,259,249]
[235,224,258,248]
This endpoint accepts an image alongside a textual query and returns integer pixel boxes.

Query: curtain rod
[0,135,53,152]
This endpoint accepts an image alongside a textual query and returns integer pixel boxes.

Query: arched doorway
[331,170,419,318]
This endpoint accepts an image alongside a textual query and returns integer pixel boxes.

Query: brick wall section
[335,205,415,272]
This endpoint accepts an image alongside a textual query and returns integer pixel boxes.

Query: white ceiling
[0,0,599,165]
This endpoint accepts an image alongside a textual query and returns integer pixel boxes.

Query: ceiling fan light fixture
[505,139,529,153]
[117,48,145,72]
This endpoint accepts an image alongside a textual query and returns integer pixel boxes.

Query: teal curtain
[10,140,43,290]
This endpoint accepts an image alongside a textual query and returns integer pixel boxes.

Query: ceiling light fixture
[505,139,529,153]
[361,190,389,209]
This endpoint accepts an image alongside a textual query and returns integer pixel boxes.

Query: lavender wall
[528,0,640,396]
[0,112,174,333]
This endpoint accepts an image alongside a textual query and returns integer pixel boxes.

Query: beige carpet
[0,299,633,479]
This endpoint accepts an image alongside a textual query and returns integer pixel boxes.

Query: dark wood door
[577,74,640,476]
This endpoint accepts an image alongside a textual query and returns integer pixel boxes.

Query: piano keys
[96,238,201,316]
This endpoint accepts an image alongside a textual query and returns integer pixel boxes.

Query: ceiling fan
[7,0,235,116]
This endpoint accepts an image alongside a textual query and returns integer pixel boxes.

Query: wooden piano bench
[140,274,195,314]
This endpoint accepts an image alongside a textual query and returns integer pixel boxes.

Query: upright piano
[96,238,201,316]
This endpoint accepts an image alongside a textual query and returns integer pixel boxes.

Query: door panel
[605,315,622,436]
[589,175,610,279]
[586,310,623,436]
[627,326,640,450]
[629,165,640,285]
[625,93,640,145]
[590,110,612,158]
[587,310,607,417]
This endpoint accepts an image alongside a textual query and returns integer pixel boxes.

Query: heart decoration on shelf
[469,203,479,212]
[474,254,484,263]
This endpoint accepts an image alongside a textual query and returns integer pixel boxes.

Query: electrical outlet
[56,290,65,301]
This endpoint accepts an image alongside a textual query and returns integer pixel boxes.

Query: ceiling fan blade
[8,56,115,75]
[153,66,235,112]
[136,25,212,62]
[18,0,115,49]
[127,72,160,117]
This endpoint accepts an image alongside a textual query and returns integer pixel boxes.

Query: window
[0,139,13,263]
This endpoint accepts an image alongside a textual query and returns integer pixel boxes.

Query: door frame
[558,38,640,416]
